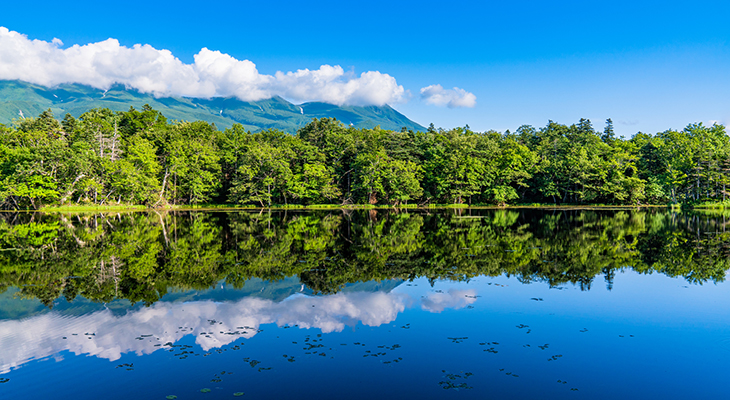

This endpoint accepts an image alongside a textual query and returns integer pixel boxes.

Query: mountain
[0,80,425,132]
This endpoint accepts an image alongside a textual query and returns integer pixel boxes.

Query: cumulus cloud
[274,67,405,106]
[420,84,476,108]
[0,27,406,106]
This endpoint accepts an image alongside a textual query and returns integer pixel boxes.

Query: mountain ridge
[0,80,425,132]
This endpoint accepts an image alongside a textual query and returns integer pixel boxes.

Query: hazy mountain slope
[0,80,425,132]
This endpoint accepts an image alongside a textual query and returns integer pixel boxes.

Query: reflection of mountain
[162,277,404,304]
[0,278,405,320]
[0,285,475,374]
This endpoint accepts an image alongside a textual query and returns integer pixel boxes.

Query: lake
[0,208,729,399]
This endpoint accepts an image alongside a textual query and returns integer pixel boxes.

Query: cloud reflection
[0,288,475,373]
[421,289,478,313]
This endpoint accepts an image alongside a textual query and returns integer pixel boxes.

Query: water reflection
[0,283,478,373]
[421,289,477,312]
[2,209,730,399]
[0,208,728,308]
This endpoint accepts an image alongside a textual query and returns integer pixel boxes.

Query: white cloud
[707,119,726,127]
[0,27,406,106]
[420,84,476,108]
[274,67,406,106]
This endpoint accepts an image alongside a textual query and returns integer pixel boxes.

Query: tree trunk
[60,174,85,204]
[110,120,119,161]
[369,191,377,205]
[98,128,104,158]
[696,163,700,200]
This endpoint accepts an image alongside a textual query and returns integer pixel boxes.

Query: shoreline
[0,203,695,213]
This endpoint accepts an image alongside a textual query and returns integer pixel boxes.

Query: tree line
[1,106,729,209]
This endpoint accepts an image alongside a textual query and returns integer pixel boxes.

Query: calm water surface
[0,209,728,399]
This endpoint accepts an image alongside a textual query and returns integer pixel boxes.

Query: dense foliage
[0,209,727,307]
[2,107,729,209]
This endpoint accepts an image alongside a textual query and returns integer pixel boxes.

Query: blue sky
[2,0,729,136]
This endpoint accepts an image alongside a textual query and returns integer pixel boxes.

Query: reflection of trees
[300,211,425,293]
[1,208,729,307]
[516,211,646,289]
[225,211,341,286]
[634,212,730,284]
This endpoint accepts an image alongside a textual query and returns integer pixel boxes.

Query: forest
[1,106,729,209]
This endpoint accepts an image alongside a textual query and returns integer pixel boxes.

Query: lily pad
[201,388,212,393]
[233,393,245,397]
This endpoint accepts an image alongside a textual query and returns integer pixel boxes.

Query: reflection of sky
[2,272,730,399]
[0,287,476,373]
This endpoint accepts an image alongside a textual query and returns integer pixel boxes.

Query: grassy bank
[25,202,678,213]
[687,201,730,210]
[38,204,147,212]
